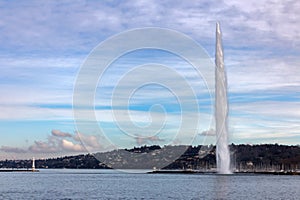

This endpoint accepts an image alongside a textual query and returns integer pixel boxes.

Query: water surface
[0,169,299,199]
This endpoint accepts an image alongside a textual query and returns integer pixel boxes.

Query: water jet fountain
[215,22,231,174]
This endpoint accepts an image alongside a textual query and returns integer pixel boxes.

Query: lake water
[0,169,299,199]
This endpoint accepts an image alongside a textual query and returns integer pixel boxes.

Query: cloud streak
[0,146,27,153]
[0,129,104,156]
[51,129,72,137]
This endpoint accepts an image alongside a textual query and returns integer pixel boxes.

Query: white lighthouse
[32,157,36,172]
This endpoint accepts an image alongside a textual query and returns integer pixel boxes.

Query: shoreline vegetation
[0,144,299,174]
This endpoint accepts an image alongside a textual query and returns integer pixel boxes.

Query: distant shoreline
[0,169,39,172]
[0,168,299,175]
[148,170,300,175]
[1,144,299,172]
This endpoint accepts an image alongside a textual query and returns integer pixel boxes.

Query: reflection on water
[214,175,230,199]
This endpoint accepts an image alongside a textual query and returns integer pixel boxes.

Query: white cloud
[225,0,300,42]
[227,56,300,93]
[0,0,299,52]
[74,131,103,150]
[200,129,216,136]
[0,105,72,120]
[61,139,84,152]
[0,129,105,155]
[231,101,300,118]
[29,140,57,153]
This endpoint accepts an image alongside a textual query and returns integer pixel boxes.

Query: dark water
[0,169,299,199]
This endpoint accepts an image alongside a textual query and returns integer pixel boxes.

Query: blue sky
[0,0,300,159]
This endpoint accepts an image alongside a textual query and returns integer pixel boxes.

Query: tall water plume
[215,22,231,174]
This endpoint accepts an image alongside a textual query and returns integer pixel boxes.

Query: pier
[0,157,39,172]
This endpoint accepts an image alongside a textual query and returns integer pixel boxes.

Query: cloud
[135,135,165,146]
[227,56,300,93]
[0,1,125,54]
[27,134,83,154]
[28,140,58,153]
[231,101,300,119]
[0,129,104,155]
[0,105,72,120]
[225,0,300,43]
[61,139,84,152]
[200,129,216,136]
[0,146,27,153]
[1,1,297,111]
[229,101,300,144]
[51,129,72,137]
[1,0,298,55]
[73,132,102,149]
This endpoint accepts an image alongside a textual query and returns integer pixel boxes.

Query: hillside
[0,144,299,171]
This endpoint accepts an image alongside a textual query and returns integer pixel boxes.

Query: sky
[0,0,300,160]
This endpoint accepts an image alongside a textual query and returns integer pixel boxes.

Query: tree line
[0,144,299,171]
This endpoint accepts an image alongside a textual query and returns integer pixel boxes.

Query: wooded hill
[0,144,299,171]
